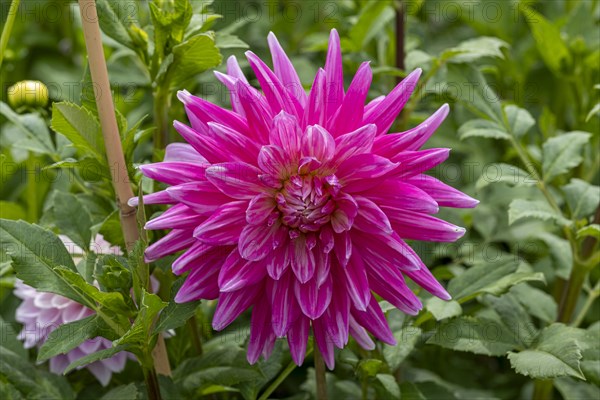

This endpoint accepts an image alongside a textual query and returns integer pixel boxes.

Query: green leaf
[443,36,508,63]
[458,119,510,140]
[116,290,167,351]
[357,359,383,378]
[446,64,503,123]
[399,382,427,400]
[64,344,129,374]
[542,132,591,182]
[555,377,600,400]
[37,315,101,362]
[563,179,600,220]
[0,316,26,358]
[484,293,538,347]
[153,281,199,334]
[0,201,26,220]
[100,384,141,400]
[577,224,600,240]
[535,232,573,279]
[510,284,558,323]
[520,4,572,75]
[426,297,462,321]
[508,199,571,226]
[374,374,401,400]
[475,163,536,190]
[163,34,222,88]
[51,102,106,162]
[427,316,520,356]
[0,102,56,156]
[504,105,535,138]
[52,192,93,251]
[348,0,394,50]
[508,324,585,380]
[383,327,422,370]
[96,0,136,49]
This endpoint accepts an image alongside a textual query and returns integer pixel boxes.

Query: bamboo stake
[77,0,171,377]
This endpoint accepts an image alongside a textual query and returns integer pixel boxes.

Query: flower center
[275,174,339,233]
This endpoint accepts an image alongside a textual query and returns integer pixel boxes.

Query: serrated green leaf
[475,163,536,190]
[0,102,56,156]
[542,132,591,182]
[115,290,166,350]
[374,374,401,400]
[504,105,535,138]
[164,34,222,88]
[51,192,93,251]
[508,199,571,226]
[100,384,141,400]
[427,316,519,356]
[535,232,573,279]
[443,36,508,63]
[577,224,600,240]
[383,327,422,370]
[426,297,462,321]
[51,102,105,162]
[484,293,537,347]
[96,0,136,49]
[510,284,558,323]
[555,377,600,400]
[458,119,510,140]
[153,279,199,334]
[508,323,585,380]
[37,315,100,362]
[563,179,600,220]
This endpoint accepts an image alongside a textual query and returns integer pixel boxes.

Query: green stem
[258,348,312,400]
[573,280,600,327]
[557,263,588,323]
[143,364,163,400]
[314,345,328,400]
[532,380,553,400]
[25,156,38,222]
[188,315,203,356]
[153,87,171,158]
[0,0,21,69]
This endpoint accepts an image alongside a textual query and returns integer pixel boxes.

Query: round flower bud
[7,80,49,108]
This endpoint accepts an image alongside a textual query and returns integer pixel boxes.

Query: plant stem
[77,0,171,383]
[0,0,21,68]
[573,280,600,327]
[143,365,163,400]
[153,87,171,158]
[532,380,553,400]
[188,315,203,356]
[258,348,312,400]
[314,345,328,400]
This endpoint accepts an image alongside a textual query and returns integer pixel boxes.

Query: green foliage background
[0,0,599,399]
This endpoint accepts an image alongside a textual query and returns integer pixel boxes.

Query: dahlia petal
[323,282,350,348]
[404,266,452,300]
[246,51,302,117]
[291,235,316,283]
[363,68,422,135]
[145,204,203,230]
[226,55,248,83]
[258,144,293,179]
[247,295,275,364]
[269,111,302,160]
[324,29,344,118]
[407,174,479,208]
[238,223,278,261]
[139,161,207,185]
[364,179,439,214]
[351,296,396,345]
[173,120,230,163]
[344,251,371,311]
[214,71,246,118]
[331,193,358,233]
[193,201,247,245]
[207,122,260,163]
[319,225,335,253]
[145,229,195,262]
[390,148,451,178]
[353,196,393,234]
[337,154,398,192]
[313,318,336,369]
[302,125,335,162]
[267,239,291,280]
[218,249,266,292]
[212,284,262,330]
[373,104,450,157]
[330,62,372,136]
[333,230,352,267]
[333,124,377,164]
[246,193,277,224]
[349,316,375,350]
[303,69,327,127]
[314,243,331,286]
[352,231,421,271]
[87,363,112,387]
[164,142,207,163]
[175,262,221,302]
[295,274,332,319]
[236,80,274,143]
[385,208,466,242]
[268,271,300,337]
[166,182,232,215]
[172,241,229,275]
[367,264,422,315]
[206,162,263,199]
[287,316,310,365]
[128,190,173,207]
[268,32,307,107]
[178,90,249,135]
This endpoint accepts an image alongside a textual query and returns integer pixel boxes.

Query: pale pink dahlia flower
[14,235,127,386]
[134,30,478,368]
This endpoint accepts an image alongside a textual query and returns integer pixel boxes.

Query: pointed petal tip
[177,90,192,104]
[127,197,137,207]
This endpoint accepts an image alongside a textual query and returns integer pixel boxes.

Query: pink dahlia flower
[14,235,127,386]
[134,30,478,368]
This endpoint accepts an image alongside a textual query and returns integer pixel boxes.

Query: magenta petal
[128,190,173,207]
[173,120,230,164]
[333,124,377,165]
[164,142,207,163]
[333,230,352,267]
[207,122,260,164]
[226,55,248,83]
[344,251,371,311]
[330,62,372,136]
[269,111,302,160]
[268,32,306,107]
[390,148,451,178]
[287,316,310,365]
[331,193,357,234]
[238,223,278,261]
[139,161,207,185]
[166,182,232,215]
[337,154,398,192]
[364,68,421,135]
[404,265,452,301]
[364,179,439,214]
[172,242,231,275]
[349,316,376,350]
[373,104,450,157]
[247,295,275,364]
[303,69,327,128]
[323,281,350,348]
[407,174,479,208]
[319,225,335,253]
[353,196,393,234]
[291,235,316,283]
[177,90,249,135]
[313,318,336,369]
[367,263,422,315]
[302,125,335,162]
[206,162,263,199]
[212,284,262,331]
[351,296,396,345]
[268,271,300,337]
[235,80,274,143]
[246,193,277,225]
[145,204,203,230]
[352,231,421,271]
[145,229,195,262]
[193,201,247,245]
[324,29,344,118]
[295,273,332,319]
[218,249,266,292]
[258,144,293,179]
[267,239,291,280]
[175,261,221,302]
[385,208,466,242]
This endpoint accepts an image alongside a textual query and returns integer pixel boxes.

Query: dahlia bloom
[135,30,477,368]
[14,235,127,386]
